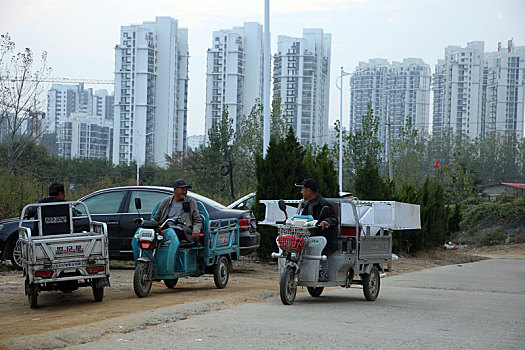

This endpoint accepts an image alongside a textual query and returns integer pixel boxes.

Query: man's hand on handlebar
[192,230,200,241]
[320,220,330,230]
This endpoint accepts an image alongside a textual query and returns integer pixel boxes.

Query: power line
[1,76,114,84]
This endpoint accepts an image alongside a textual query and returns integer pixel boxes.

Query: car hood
[0,217,20,225]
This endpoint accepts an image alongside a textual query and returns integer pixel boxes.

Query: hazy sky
[2,0,524,136]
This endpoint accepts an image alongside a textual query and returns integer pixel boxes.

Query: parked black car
[0,186,260,270]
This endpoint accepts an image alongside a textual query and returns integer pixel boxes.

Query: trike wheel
[25,278,38,308]
[307,287,324,297]
[92,285,104,302]
[362,266,380,301]
[213,256,229,289]
[164,279,178,288]
[133,261,152,297]
[280,267,297,305]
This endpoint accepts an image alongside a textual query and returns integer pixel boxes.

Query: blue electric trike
[131,199,240,297]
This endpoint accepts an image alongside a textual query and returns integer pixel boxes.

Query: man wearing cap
[296,178,339,281]
[153,179,203,243]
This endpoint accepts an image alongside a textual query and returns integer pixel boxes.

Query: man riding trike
[131,179,239,297]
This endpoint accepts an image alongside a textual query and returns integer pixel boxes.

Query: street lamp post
[336,67,351,193]
[136,131,155,186]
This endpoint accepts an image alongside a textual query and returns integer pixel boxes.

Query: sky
[1,0,524,136]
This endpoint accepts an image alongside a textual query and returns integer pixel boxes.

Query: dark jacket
[153,195,203,242]
[25,197,66,218]
[301,194,339,255]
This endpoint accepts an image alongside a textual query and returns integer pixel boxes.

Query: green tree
[254,128,307,259]
[346,102,389,199]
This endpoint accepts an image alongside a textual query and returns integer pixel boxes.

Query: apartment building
[113,16,189,166]
[432,40,524,138]
[273,29,331,146]
[57,112,113,159]
[349,58,431,147]
[204,22,263,137]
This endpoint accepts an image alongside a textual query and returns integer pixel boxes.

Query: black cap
[173,179,192,189]
[295,178,319,192]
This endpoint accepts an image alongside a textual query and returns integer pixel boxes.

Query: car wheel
[7,236,23,271]
[213,256,229,289]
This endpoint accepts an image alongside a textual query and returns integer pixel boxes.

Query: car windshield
[188,192,226,209]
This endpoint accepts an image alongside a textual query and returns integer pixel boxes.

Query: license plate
[53,261,84,268]
[55,244,85,255]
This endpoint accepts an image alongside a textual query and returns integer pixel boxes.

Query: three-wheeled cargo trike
[131,199,240,297]
[18,201,110,308]
[263,197,420,305]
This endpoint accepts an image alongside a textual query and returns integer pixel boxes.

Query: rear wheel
[362,266,380,301]
[280,267,297,305]
[25,278,38,308]
[164,279,178,288]
[213,256,229,289]
[92,284,104,302]
[133,261,152,297]
[307,287,324,297]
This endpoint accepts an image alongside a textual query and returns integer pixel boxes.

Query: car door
[77,190,127,258]
[119,190,172,254]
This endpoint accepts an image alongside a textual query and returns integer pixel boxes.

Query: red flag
[435,160,441,170]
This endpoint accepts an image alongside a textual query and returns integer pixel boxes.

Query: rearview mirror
[135,198,142,210]
[278,199,288,220]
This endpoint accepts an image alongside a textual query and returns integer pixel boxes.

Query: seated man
[295,178,339,281]
[25,183,67,219]
[153,179,202,244]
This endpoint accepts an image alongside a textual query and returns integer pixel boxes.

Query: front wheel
[133,261,152,297]
[213,256,229,289]
[25,278,38,308]
[8,237,23,271]
[362,266,380,301]
[307,287,324,297]
[280,267,298,305]
[92,285,104,302]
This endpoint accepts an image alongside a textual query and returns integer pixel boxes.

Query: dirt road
[0,244,523,349]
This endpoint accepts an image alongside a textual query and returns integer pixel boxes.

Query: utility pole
[262,0,271,157]
[387,116,393,181]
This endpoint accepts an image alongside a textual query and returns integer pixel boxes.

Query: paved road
[28,258,525,349]
[66,258,525,350]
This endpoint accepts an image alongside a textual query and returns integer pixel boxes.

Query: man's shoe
[318,270,329,282]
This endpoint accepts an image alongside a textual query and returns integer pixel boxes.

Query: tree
[0,33,51,173]
[346,102,388,199]
[254,128,307,259]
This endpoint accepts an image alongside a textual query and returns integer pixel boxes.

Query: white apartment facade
[57,112,113,159]
[432,41,485,138]
[204,22,263,137]
[47,84,114,159]
[47,83,111,133]
[113,16,189,166]
[432,40,525,138]
[273,29,331,146]
[483,42,525,137]
[349,58,431,147]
